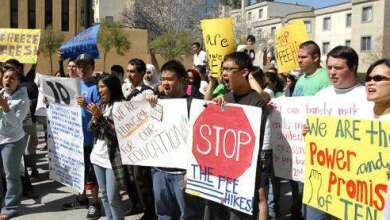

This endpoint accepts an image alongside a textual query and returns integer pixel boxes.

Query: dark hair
[299,40,321,61]
[192,42,201,48]
[128,58,146,75]
[99,74,124,104]
[2,66,21,80]
[187,69,201,88]
[366,59,390,77]
[247,35,256,43]
[68,57,76,63]
[161,60,187,79]
[5,59,23,76]
[250,66,266,89]
[223,52,253,71]
[111,64,124,78]
[327,46,359,74]
[265,71,284,93]
[286,74,297,95]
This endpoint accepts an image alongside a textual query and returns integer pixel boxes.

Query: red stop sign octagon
[192,103,256,179]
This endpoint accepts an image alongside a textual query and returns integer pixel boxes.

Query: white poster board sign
[186,99,261,215]
[113,99,189,169]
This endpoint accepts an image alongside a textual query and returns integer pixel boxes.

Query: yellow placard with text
[275,20,310,73]
[201,18,235,77]
[303,115,390,220]
[0,28,41,63]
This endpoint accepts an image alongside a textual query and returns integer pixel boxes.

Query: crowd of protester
[0,35,389,220]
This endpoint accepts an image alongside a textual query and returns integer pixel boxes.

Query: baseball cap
[75,53,95,66]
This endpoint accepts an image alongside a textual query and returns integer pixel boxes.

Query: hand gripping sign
[186,99,261,215]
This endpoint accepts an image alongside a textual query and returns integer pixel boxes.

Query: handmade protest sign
[303,115,390,220]
[39,75,81,106]
[237,44,262,66]
[186,99,261,214]
[274,20,310,73]
[201,18,235,77]
[0,28,41,63]
[60,24,100,59]
[270,97,373,181]
[47,103,84,193]
[113,99,189,169]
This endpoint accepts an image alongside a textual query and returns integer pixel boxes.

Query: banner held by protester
[59,24,100,59]
[274,20,310,73]
[303,115,390,220]
[113,99,189,169]
[0,28,41,63]
[201,18,235,77]
[186,99,261,215]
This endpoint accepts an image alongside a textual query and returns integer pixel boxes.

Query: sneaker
[86,204,101,220]
[62,198,89,210]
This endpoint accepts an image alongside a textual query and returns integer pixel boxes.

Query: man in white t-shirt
[191,42,207,67]
[307,46,366,220]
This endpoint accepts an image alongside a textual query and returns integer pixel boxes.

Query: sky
[276,0,349,8]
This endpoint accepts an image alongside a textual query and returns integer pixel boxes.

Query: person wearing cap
[62,53,102,220]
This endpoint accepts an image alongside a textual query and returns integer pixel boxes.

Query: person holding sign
[365,59,390,120]
[62,54,102,220]
[87,74,126,220]
[191,42,207,68]
[0,67,29,220]
[205,52,270,220]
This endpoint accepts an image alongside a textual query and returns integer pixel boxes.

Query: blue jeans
[267,176,281,218]
[152,168,204,220]
[306,206,336,220]
[93,164,124,220]
[0,136,27,217]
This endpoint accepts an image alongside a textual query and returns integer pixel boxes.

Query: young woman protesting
[87,74,126,220]
[0,67,29,219]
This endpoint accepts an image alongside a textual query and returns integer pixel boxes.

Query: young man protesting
[205,52,270,220]
[62,54,101,220]
[147,60,205,219]
[305,46,363,220]
[191,42,207,68]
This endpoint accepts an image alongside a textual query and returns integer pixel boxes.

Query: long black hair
[99,74,124,105]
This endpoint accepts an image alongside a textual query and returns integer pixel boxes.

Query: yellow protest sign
[201,18,235,77]
[303,115,390,220]
[275,20,310,73]
[0,28,41,63]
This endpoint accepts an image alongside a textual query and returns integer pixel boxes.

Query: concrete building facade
[228,0,390,72]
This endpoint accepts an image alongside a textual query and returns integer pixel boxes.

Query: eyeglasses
[221,67,241,73]
[365,75,390,82]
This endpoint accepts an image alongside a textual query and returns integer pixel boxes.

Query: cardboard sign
[0,28,41,63]
[47,103,84,193]
[39,75,81,106]
[113,99,189,169]
[186,99,261,214]
[201,18,235,77]
[303,116,390,220]
[270,97,373,181]
[274,20,310,73]
[60,24,100,59]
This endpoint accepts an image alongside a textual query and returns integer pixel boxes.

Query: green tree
[99,21,131,71]
[39,26,65,75]
[150,29,193,60]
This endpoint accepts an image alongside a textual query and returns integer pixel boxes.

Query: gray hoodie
[0,87,29,144]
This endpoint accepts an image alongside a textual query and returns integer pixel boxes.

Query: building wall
[93,0,130,23]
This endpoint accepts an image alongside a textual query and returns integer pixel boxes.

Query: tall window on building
[362,6,373,22]
[10,0,18,28]
[322,42,330,55]
[361,36,372,51]
[247,12,252,21]
[346,13,352,27]
[61,0,69,31]
[304,20,312,33]
[345,40,351,47]
[45,0,53,28]
[28,0,36,28]
[323,17,331,31]
[271,26,276,37]
[258,9,263,19]
[256,28,262,40]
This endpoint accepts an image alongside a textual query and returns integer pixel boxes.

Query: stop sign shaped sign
[192,103,257,179]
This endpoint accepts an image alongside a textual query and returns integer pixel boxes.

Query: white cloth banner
[113,99,189,169]
[186,99,261,215]
[270,97,373,182]
[35,74,81,116]
[47,103,84,193]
